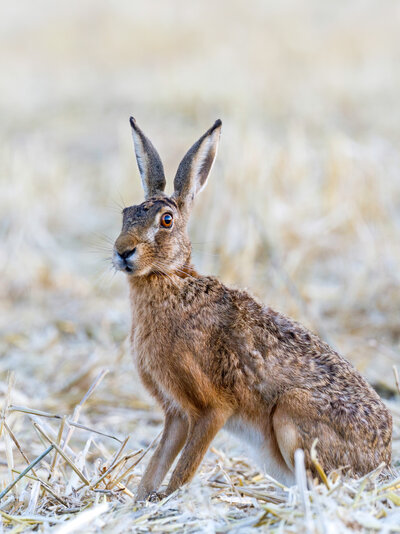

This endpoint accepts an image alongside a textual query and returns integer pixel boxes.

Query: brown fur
[113,118,392,500]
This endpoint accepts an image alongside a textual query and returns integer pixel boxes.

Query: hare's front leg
[165,409,229,495]
[136,411,188,501]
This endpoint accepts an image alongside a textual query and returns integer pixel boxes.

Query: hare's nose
[119,248,136,260]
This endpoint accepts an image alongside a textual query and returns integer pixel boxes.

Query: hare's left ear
[173,119,221,214]
[130,117,166,199]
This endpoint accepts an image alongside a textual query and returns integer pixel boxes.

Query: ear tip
[129,116,137,128]
[208,119,222,136]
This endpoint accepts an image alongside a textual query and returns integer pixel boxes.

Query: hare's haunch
[113,118,392,501]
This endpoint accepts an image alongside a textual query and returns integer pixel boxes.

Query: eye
[160,213,173,228]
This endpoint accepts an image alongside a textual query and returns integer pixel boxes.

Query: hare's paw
[147,491,167,503]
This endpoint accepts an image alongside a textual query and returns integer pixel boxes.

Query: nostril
[120,248,136,260]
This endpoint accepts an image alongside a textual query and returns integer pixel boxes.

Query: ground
[1,1,400,532]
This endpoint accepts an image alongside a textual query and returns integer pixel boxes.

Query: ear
[172,119,221,214]
[130,117,166,199]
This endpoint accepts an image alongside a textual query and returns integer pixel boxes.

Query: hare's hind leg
[273,389,317,473]
[272,389,357,477]
[272,405,301,473]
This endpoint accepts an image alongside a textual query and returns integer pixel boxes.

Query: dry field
[1,1,400,531]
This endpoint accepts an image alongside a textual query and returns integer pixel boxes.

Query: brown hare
[113,117,392,501]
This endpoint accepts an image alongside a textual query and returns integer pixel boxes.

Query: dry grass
[1,0,400,531]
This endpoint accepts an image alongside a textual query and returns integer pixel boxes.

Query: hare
[113,117,392,501]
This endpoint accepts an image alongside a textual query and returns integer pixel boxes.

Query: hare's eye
[160,213,173,228]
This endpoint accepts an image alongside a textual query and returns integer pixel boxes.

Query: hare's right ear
[130,117,166,199]
[173,119,221,215]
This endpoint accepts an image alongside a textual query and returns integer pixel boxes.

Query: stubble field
[1,1,400,531]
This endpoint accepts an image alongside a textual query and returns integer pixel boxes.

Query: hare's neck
[128,273,179,301]
[127,263,198,321]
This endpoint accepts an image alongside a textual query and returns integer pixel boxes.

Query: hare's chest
[132,320,178,374]
[131,305,191,378]
[132,324,167,375]
[132,319,214,414]
[132,331,182,409]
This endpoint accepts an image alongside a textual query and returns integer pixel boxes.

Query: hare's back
[205,282,391,425]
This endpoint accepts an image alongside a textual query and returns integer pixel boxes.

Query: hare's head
[113,117,221,277]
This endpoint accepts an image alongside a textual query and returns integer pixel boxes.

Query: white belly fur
[224,415,295,486]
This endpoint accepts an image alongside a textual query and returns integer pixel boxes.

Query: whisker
[93,232,115,245]
[155,261,197,281]
[152,262,180,290]
[117,191,127,209]
[152,263,177,284]
[91,261,121,291]
[109,194,126,212]
[86,246,113,254]
[108,205,124,214]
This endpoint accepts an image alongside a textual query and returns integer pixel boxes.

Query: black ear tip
[208,119,222,134]
[129,116,136,128]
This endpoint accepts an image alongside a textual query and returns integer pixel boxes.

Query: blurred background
[1,0,400,478]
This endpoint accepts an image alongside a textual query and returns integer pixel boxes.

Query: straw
[0,446,54,501]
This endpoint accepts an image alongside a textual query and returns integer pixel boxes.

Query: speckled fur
[114,118,392,500]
